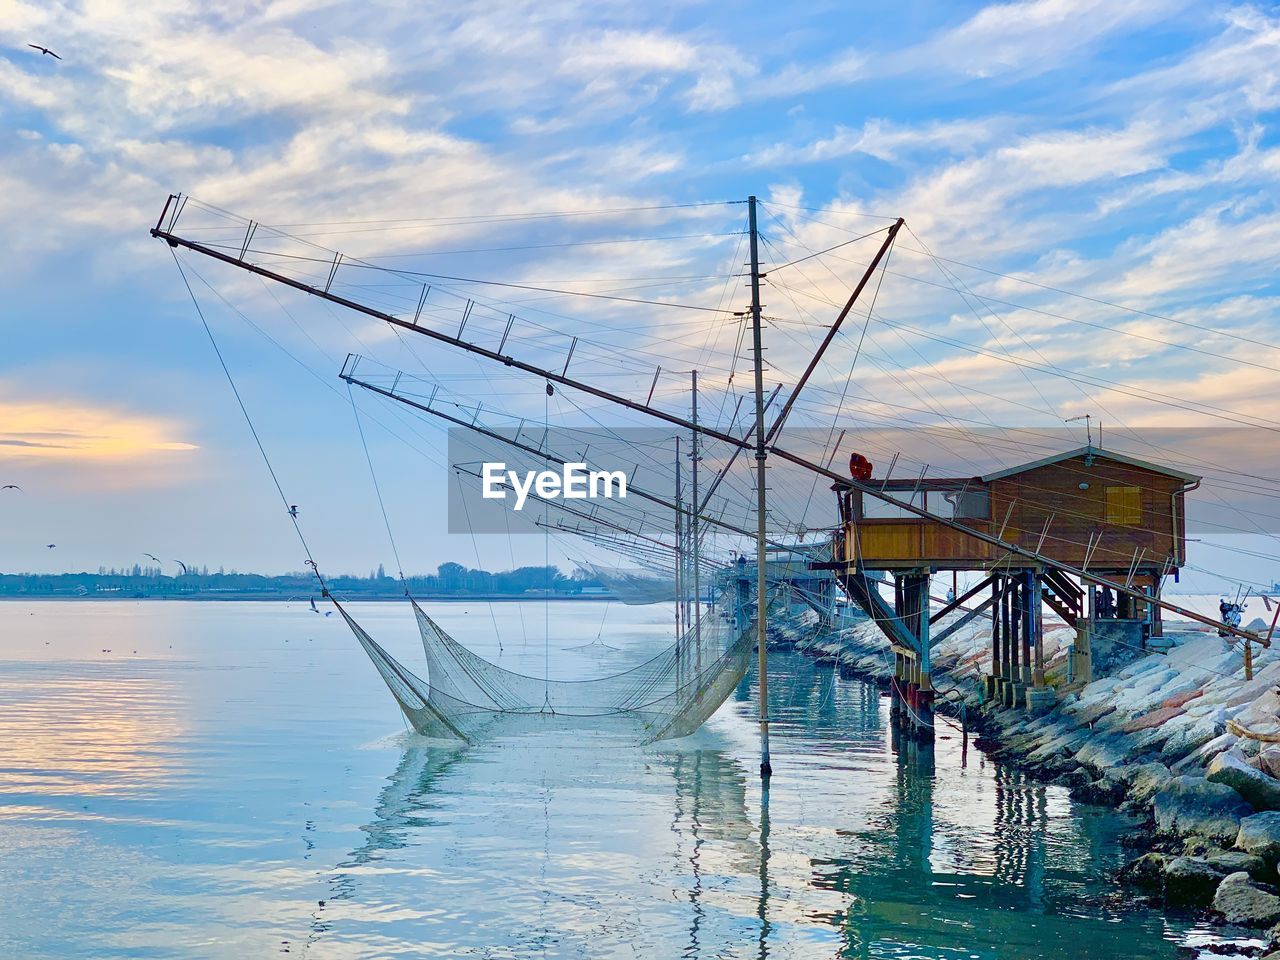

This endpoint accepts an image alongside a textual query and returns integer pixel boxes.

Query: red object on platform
[848,452,873,482]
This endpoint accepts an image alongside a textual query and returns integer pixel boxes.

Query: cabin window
[860,491,922,519]
[859,489,990,520]
[938,489,990,520]
[1106,486,1142,525]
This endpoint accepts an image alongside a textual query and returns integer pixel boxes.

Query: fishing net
[335,596,755,743]
[579,561,677,605]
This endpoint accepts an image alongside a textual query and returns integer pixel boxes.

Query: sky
[2,0,1280,592]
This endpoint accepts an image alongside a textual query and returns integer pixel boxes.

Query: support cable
[169,248,329,595]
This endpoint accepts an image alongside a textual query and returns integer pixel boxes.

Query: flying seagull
[310,597,319,613]
[289,505,299,518]
[46,543,56,549]
[173,559,189,575]
[1,484,19,491]
[143,553,162,564]
[27,44,61,59]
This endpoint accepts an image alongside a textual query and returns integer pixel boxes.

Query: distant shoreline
[0,593,617,603]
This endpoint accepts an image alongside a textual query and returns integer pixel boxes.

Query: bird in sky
[46,543,56,549]
[1,484,19,491]
[310,597,319,613]
[27,44,61,59]
[289,505,299,518]
[144,553,162,564]
[174,560,189,575]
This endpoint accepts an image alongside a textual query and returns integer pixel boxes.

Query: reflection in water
[758,653,1185,960]
[345,742,468,869]
[758,778,771,960]
[0,604,1216,958]
[308,650,1195,959]
[0,662,185,799]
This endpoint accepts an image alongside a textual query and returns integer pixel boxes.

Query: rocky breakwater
[789,611,1280,941]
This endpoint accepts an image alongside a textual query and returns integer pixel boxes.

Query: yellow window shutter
[1106,486,1142,525]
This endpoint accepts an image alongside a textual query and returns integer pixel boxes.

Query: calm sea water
[0,600,1232,958]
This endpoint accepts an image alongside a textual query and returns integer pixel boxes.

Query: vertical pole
[674,435,684,676]
[917,572,934,739]
[918,574,932,688]
[892,577,905,727]
[1030,571,1044,686]
[1009,575,1021,703]
[1021,570,1034,687]
[691,370,703,682]
[1001,576,1013,701]
[1078,575,1096,685]
[749,195,772,779]
[1152,573,1164,638]
[989,575,1001,700]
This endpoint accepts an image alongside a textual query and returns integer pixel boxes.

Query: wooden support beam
[1022,569,1036,686]
[930,574,994,624]
[917,573,932,690]
[990,576,1002,681]
[933,596,995,645]
[1010,575,1022,684]
[1001,576,1013,682]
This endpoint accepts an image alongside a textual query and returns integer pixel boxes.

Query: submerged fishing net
[335,596,754,743]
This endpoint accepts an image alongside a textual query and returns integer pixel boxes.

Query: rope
[348,383,406,584]
[169,248,329,596]
[452,469,505,654]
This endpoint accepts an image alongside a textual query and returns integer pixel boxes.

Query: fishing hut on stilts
[821,445,1203,738]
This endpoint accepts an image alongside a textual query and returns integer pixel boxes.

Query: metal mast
[691,369,702,680]
[674,435,684,646]
[748,196,772,779]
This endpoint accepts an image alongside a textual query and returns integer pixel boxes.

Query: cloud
[1,0,1280,573]
[1,4,404,139]
[758,49,865,99]
[1109,6,1280,111]
[905,0,1187,79]
[738,0,1186,104]
[746,117,1006,167]
[0,399,197,462]
[557,29,750,112]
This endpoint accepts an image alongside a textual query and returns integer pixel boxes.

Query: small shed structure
[823,445,1202,738]
[834,445,1198,574]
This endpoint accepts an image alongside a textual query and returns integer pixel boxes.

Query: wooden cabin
[823,446,1202,730]
[834,446,1199,575]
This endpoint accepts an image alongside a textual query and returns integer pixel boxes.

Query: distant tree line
[0,562,603,599]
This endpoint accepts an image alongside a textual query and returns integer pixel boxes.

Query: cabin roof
[979,445,1201,484]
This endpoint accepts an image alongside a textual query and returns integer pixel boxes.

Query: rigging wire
[348,385,406,583]
[184,195,744,230]
[169,248,329,593]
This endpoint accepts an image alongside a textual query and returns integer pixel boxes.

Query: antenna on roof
[1065,414,1094,449]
